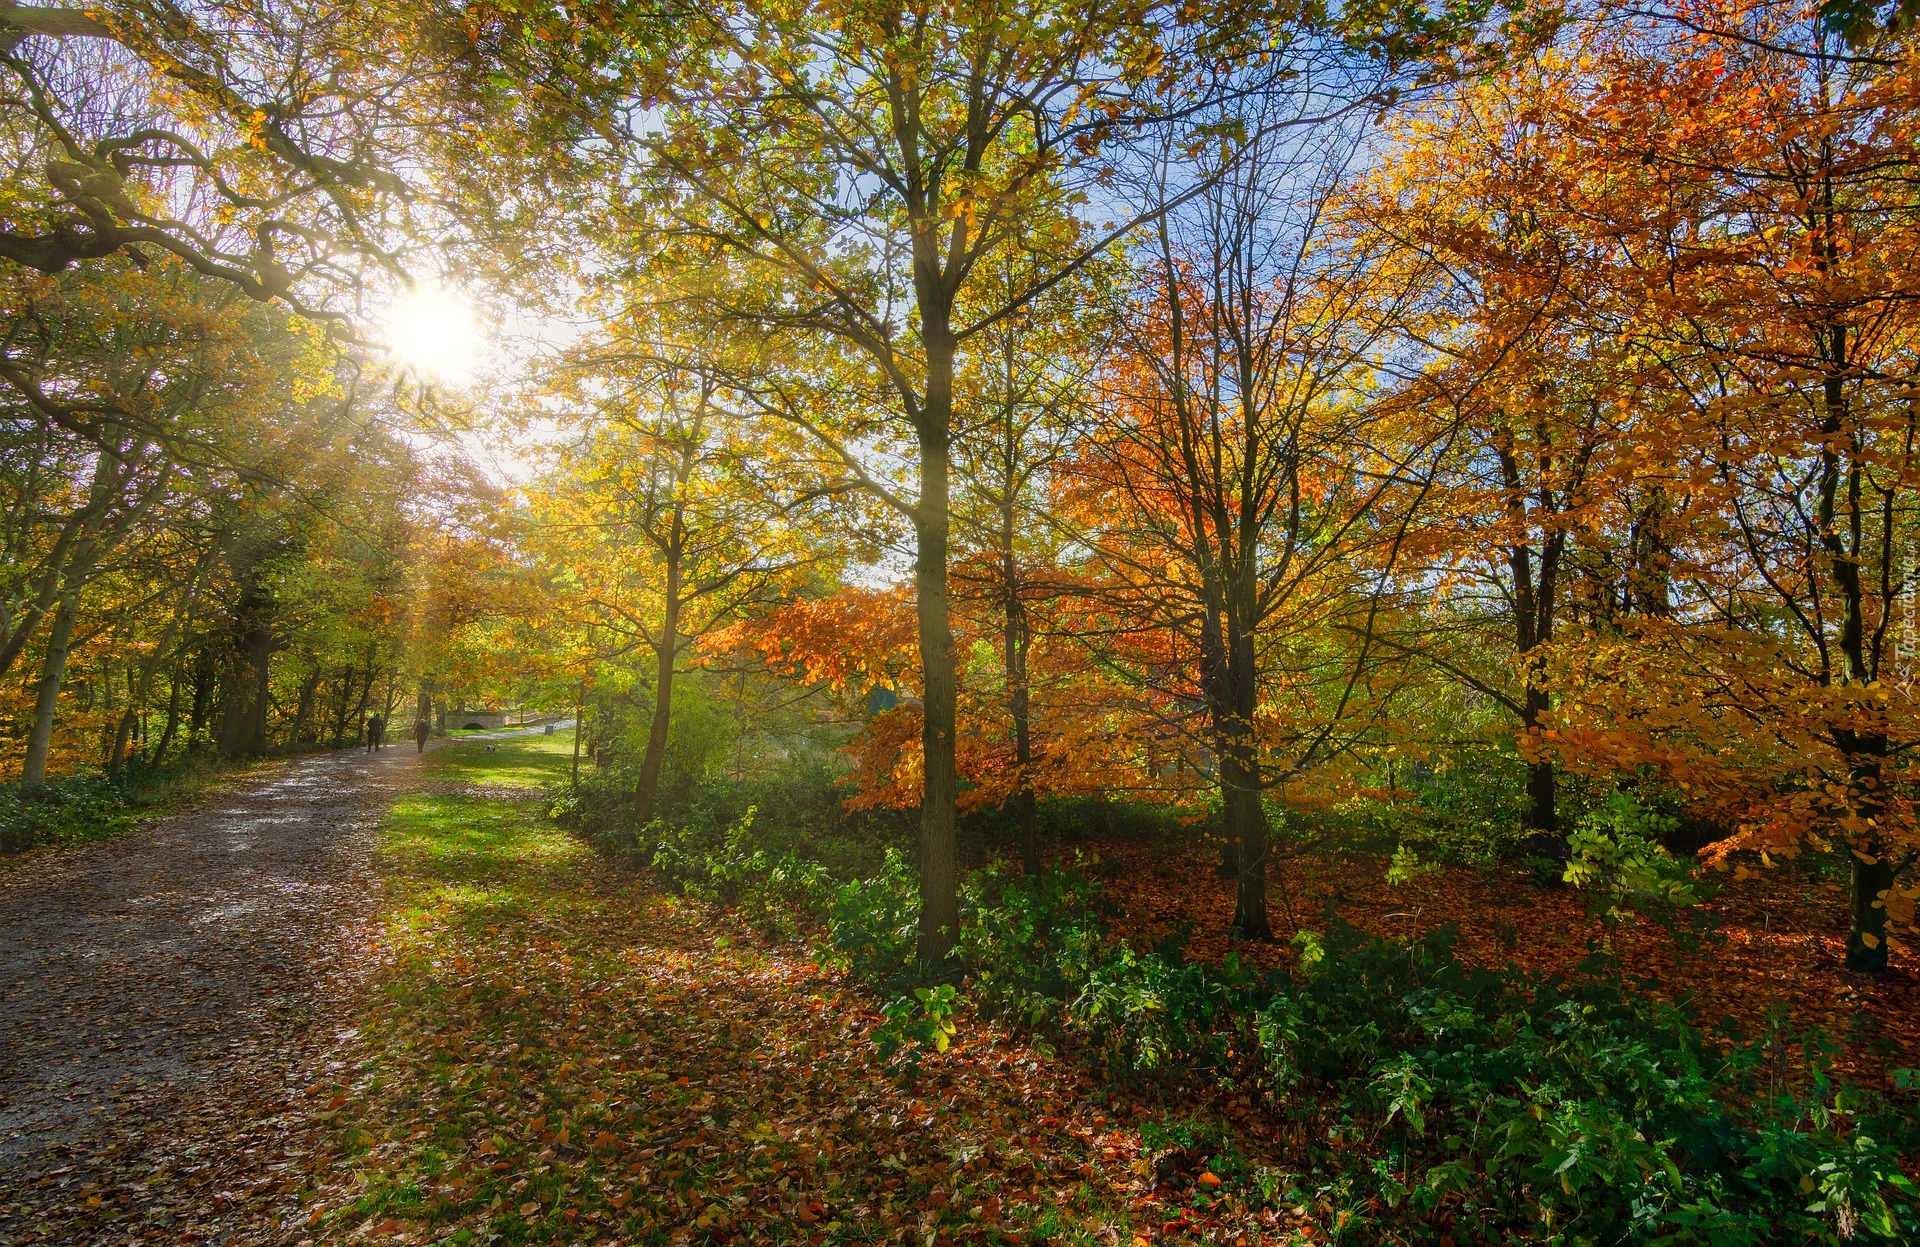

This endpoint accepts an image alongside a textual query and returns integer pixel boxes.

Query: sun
[383,287,481,384]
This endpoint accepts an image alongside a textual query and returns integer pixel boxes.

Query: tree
[949,243,1109,873]
[1071,113,1426,937]
[591,0,1166,963]
[0,0,441,314]
[529,331,820,826]
[1537,3,1920,970]
[585,0,1397,965]
[1371,2,1920,968]
[1359,54,1653,863]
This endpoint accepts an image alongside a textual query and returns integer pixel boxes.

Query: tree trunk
[109,656,148,776]
[1196,598,1240,881]
[20,595,78,785]
[1007,738,1038,880]
[188,647,216,751]
[108,708,138,779]
[634,555,681,828]
[1232,776,1272,940]
[1845,817,1896,974]
[217,620,274,760]
[572,678,584,786]
[349,660,376,749]
[1526,749,1557,849]
[914,333,961,970]
[1814,358,1896,972]
[1001,512,1039,874]
[1224,619,1272,940]
[1509,533,1563,867]
[329,663,356,748]
[1522,678,1559,863]
[292,669,321,744]
[152,670,183,767]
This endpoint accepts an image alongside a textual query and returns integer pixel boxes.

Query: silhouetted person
[415,717,431,753]
[366,714,385,752]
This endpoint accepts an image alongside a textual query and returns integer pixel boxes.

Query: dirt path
[0,745,416,1241]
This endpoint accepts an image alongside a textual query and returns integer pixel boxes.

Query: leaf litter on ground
[291,789,1257,1245]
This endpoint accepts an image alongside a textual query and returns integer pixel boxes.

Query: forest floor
[1,739,1914,1246]
[1091,838,1920,1082]
[0,738,1179,1246]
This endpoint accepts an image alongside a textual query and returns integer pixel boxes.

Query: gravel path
[0,745,417,1241]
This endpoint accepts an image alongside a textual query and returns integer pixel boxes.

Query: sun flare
[384,287,481,384]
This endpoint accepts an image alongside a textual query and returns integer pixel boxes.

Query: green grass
[423,730,580,789]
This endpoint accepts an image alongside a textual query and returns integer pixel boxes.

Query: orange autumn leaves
[709,582,1156,815]
[1372,4,1920,944]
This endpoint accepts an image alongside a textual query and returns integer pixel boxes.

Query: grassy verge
[306,742,1165,1245]
[0,752,299,864]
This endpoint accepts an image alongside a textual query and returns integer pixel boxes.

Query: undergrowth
[0,753,268,855]
[626,806,1920,1246]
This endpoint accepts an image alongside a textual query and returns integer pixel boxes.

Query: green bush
[963,793,1191,854]
[1565,790,1706,919]
[959,889,1918,1242]
[1243,926,1918,1244]
[0,773,140,853]
[559,758,911,879]
[821,847,921,988]
[873,984,958,1077]
[645,805,835,937]
[1070,946,1266,1077]
[956,883,1916,1243]
[1339,739,1637,871]
[957,863,1109,1027]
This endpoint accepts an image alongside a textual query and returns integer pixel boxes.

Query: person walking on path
[415,716,431,753]
[366,714,385,752]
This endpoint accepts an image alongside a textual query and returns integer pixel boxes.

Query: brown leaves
[1098,831,1920,1078]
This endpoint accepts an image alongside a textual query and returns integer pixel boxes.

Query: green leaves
[1562,791,1703,920]
[874,983,960,1072]
[1818,0,1920,44]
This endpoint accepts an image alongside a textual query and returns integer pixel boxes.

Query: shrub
[1069,946,1266,1078]
[1564,790,1706,919]
[0,773,139,853]
[642,805,835,938]
[873,984,958,1077]
[821,847,921,988]
[1241,925,1920,1244]
[558,758,911,879]
[957,862,1109,1027]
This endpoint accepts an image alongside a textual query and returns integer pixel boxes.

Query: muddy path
[0,745,417,1242]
